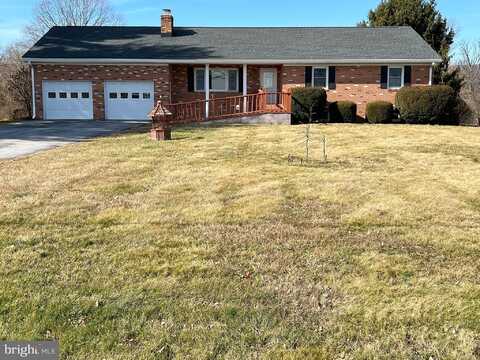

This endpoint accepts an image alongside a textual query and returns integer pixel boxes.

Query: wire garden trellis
[288,122,328,166]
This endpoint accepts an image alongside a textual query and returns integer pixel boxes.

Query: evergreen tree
[360,0,462,93]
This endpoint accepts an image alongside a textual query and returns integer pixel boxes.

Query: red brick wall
[33,63,430,120]
[281,66,306,90]
[330,66,396,116]
[281,65,431,117]
[33,64,171,120]
[412,65,430,85]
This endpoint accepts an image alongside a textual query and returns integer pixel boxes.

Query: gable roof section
[23,26,441,63]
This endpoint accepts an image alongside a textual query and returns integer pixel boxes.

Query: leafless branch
[458,41,480,124]
[0,43,32,119]
[24,0,122,44]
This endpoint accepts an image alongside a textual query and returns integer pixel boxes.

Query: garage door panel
[43,81,93,120]
[105,81,154,120]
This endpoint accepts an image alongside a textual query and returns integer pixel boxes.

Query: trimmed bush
[395,85,457,125]
[329,101,357,123]
[366,101,394,124]
[291,87,327,123]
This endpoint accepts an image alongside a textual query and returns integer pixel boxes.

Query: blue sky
[1,0,478,57]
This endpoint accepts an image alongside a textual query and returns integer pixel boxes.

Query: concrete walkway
[0,119,148,160]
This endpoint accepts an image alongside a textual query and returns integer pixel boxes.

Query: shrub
[366,101,394,124]
[395,85,457,125]
[291,87,327,123]
[329,101,357,123]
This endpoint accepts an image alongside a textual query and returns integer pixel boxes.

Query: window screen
[388,67,403,88]
[228,70,238,91]
[313,68,327,88]
[195,68,238,91]
[195,69,205,91]
[211,70,226,91]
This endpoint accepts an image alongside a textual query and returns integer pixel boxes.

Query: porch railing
[150,90,292,127]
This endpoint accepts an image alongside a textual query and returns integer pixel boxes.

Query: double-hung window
[312,67,328,89]
[194,68,239,92]
[388,66,404,89]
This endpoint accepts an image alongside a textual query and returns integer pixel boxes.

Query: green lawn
[1,124,480,359]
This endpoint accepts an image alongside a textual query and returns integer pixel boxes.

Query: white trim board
[24,58,442,65]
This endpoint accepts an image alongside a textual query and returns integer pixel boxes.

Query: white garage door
[105,81,154,120]
[43,81,93,120]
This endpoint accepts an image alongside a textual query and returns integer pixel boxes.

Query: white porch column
[205,64,210,119]
[243,64,247,111]
[429,63,433,85]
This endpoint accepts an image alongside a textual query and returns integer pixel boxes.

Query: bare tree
[0,0,122,120]
[458,41,480,125]
[0,43,31,120]
[25,0,122,44]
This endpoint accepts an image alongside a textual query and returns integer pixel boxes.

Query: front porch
[170,64,284,106]
[150,89,292,136]
[151,63,292,129]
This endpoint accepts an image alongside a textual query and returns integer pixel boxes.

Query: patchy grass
[1,123,480,359]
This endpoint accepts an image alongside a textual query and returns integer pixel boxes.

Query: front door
[260,68,278,104]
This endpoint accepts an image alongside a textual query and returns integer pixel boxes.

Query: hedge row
[291,85,461,125]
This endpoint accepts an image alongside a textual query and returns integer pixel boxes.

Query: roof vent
[161,9,173,37]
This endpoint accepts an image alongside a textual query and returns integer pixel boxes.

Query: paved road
[0,119,149,160]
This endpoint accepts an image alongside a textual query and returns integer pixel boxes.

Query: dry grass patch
[1,124,480,359]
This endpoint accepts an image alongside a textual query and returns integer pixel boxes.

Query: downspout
[30,62,36,119]
[429,63,433,86]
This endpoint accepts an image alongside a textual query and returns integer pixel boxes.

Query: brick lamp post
[149,99,172,140]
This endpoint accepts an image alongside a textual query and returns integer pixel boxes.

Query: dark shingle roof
[23,26,441,62]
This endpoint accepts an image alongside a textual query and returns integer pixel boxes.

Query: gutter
[29,61,36,119]
[22,58,443,65]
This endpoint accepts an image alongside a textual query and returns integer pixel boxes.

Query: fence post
[285,88,292,113]
[258,89,266,111]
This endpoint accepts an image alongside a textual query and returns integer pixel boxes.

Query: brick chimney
[161,9,173,37]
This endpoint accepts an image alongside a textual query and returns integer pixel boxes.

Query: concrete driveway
[0,119,149,160]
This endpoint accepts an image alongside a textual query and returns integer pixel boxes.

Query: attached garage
[42,81,93,120]
[105,81,154,120]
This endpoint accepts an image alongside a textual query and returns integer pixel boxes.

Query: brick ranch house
[22,9,441,121]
